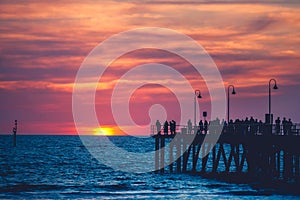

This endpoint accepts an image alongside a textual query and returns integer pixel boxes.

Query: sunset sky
[0,0,299,135]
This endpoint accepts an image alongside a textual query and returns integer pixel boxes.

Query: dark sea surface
[0,135,299,199]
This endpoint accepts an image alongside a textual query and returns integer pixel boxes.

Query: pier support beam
[169,141,174,172]
[176,136,181,173]
[155,137,159,173]
[160,137,165,173]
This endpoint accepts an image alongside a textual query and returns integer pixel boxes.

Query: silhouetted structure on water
[12,120,17,147]
[152,117,300,185]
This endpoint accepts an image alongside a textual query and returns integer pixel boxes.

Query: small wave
[204,183,230,189]
[0,184,67,193]
[219,190,273,196]
[95,183,133,191]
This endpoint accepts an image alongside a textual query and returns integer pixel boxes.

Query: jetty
[152,122,300,184]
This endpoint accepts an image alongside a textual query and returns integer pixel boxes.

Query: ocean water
[0,135,298,199]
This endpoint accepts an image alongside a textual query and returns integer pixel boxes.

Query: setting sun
[93,127,115,136]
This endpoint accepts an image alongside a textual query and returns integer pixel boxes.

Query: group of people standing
[156,116,295,136]
[275,117,293,135]
[219,117,294,136]
[156,120,177,135]
[187,119,209,134]
[225,117,266,136]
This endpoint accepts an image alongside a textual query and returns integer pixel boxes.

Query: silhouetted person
[258,120,264,135]
[156,120,161,135]
[170,120,176,135]
[209,119,217,134]
[253,119,259,135]
[187,119,192,134]
[235,119,241,135]
[244,117,250,135]
[199,120,204,134]
[282,117,287,135]
[287,118,293,135]
[163,121,169,135]
[169,121,174,135]
[249,117,255,135]
[228,120,234,136]
[204,120,208,134]
[275,117,281,135]
[221,119,225,125]
[215,118,220,126]
[223,120,227,135]
[212,118,220,135]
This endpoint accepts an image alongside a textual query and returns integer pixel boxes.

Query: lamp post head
[195,89,202,99]
[228,85,236,95]
[269,78,278,90]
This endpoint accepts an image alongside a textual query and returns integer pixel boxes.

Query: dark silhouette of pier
[152,119,300,185]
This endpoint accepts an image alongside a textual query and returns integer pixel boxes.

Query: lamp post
[194,90,202,127]
[269,78,278,116]
[227,85,236,122]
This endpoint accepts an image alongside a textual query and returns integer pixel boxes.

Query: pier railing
[150,123,300,136]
